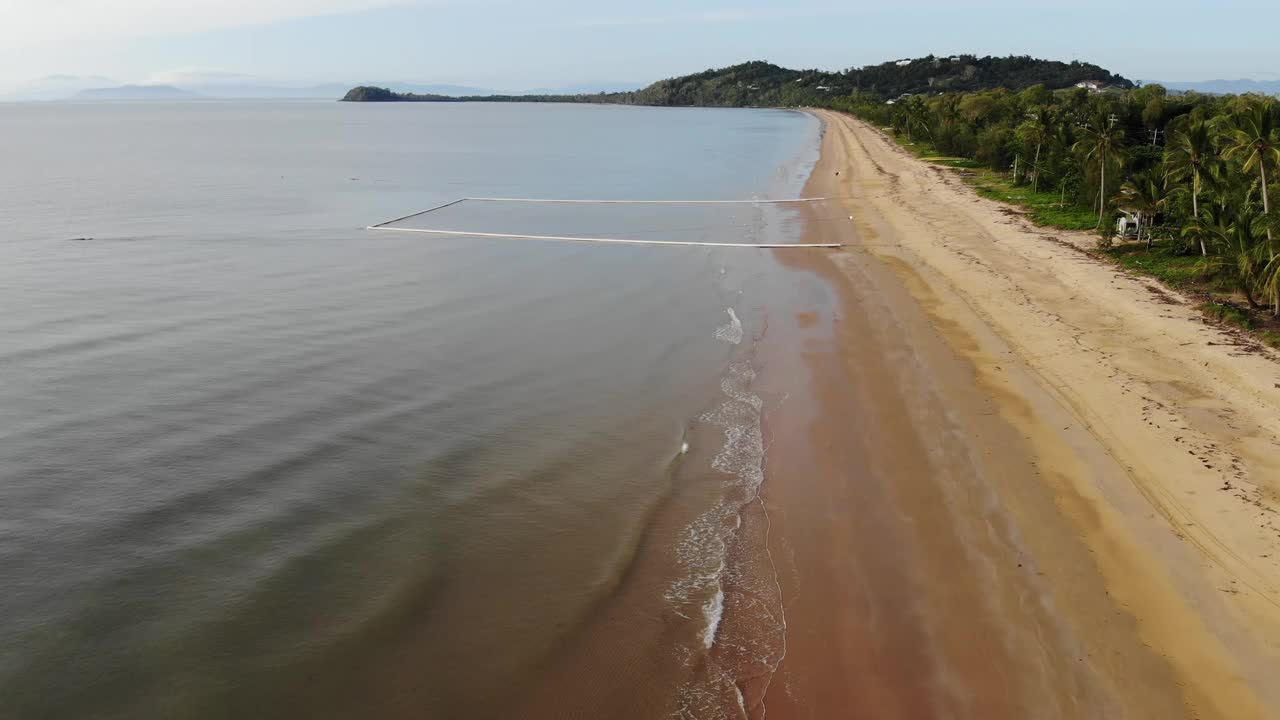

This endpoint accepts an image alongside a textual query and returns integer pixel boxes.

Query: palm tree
[1073,114,1128,229]
[1259,242,1280,316]
[1220,100,1280,248]
[900,96,932,143]
[1119,170,1172,249]
[1016,109,1051,192]
[1164,118,1220,254]
[1185,194,1272,308]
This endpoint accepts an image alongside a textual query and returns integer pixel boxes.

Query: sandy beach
[754,109,1280,719]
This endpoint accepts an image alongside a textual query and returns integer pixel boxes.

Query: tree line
[342,56,1128,110]
[833,86,1280,315]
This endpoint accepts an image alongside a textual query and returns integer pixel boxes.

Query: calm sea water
[0,101,824,718]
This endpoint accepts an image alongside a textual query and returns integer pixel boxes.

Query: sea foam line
[669,305,786,719]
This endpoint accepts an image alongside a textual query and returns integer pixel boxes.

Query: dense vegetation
[835,86,1280,327]
[342,56,1129,108]
[342,86,416,102]
[843,55,1131,97]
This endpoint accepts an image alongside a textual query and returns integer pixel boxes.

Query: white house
[1075,80,1105,92]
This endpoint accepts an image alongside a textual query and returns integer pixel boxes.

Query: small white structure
[1075,80,1105,92]
[1116,211,1142,238]
[896,59,913,67]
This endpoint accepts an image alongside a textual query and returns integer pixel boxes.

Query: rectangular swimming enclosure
[368,197,848,247]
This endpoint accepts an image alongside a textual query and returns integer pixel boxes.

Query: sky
[2,0,1278,93]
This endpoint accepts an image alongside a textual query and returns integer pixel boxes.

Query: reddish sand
[752,111,1280,720]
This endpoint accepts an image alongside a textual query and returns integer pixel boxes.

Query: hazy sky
[2,0,1277,91]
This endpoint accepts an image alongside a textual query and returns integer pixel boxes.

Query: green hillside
[342,56,1133,106]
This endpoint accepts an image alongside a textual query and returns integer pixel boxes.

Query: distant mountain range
[1147,79,1280,95]
[2,75,634,101]
[6,74,118,101]
[73,84,201,100]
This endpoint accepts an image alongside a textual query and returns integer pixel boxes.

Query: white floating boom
[366,197,844,248]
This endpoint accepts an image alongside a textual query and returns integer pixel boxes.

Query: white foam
[714,308,744,346]
[702,589,725,650]
[701,362,765,493]
[665,360,765,615]
[672,653,746,720]
[665,513,729,616]
[664,356,777,720]
[665,303,789,718]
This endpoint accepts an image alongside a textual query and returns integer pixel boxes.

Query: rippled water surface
[0,101,823,718]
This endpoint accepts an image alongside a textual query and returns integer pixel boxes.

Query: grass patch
[883,130,1096,231]
[1200,301,1253,329]
[1103,243,1219,290]
[966,171,1097,231]
[891,135,937,159]
[920,156,981,169]
[1198,303,1280,348]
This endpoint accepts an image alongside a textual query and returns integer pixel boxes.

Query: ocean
[0,100,830,718]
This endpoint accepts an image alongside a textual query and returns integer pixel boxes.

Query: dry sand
[755,109,1280,719]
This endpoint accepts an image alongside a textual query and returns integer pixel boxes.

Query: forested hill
[341,56,1133,106]
[610,57,1131,106]
[848,55,1133,96]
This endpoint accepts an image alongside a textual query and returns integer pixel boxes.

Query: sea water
[0,100,823,719]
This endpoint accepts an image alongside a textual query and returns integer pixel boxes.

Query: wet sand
[754,110,1280,719]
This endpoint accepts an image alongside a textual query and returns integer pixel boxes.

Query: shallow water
[0,100,826,718]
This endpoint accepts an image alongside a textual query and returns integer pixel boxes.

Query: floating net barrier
[367,197,850,248]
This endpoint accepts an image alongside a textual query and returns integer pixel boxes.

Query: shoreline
[753,109,1280,718]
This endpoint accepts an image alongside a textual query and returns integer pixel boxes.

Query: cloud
[568,7,855,28]
[562,2,1058,29]
[0,0,424,49]
[565,0,1176,28]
